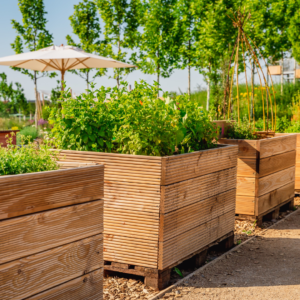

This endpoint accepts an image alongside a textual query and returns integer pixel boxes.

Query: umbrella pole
[61,70,65,91]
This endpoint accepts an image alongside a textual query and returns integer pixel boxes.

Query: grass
[17,126,39,144]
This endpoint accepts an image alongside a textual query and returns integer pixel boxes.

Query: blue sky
[0,0,207,99]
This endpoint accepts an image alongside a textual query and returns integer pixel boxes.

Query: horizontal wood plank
[258,166,295,197]
[236,176,256,197]
[27,268,103,300]
[218,139,258,158]
[0,235,103,300]
[259,134,297,159]
[257,182,295,216]
[0,200,103,264]
[259,150,296,178]
[0,166,104,220]
[235,195,255,215]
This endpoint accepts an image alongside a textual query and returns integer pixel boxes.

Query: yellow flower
[11,126,19,130]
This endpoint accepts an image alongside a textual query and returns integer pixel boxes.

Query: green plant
[174,267,183,278]
[49,81,219,156]
[17,126,39,144]
[0,134,58,176]
[237,240,242,245]
[227,121,257,140]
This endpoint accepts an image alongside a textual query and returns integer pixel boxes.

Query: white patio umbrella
[0,45,136,127]
[0,45,136,91]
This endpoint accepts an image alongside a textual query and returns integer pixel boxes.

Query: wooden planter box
[57,145,238,286]
[276,133,300,191]
[0,130,19,147]
[219,135,297,221]
[0,166,104,300]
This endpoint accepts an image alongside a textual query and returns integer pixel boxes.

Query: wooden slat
[236,176,256,196]
[0,200,103,264]
[163,145,238,185]
[258,166,295,197]
[27,268,103,300]
[257,182,295,216]
[259,134,297,159]
[0,166,104,220]
[218,139,258,158]
[259,150,296,178]
[162,167,237,214]
[237,158,257,177]
[104,235,158,268]
[0,235,103,300]
[160,189,236,242]
[236,195,255,215]
[158,210,235,269]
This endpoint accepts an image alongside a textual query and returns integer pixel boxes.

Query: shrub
[49,81,218,156]
[227,121,258,139]
[0,134,58,176]
[17,126,39,144]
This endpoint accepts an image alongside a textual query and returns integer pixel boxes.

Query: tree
[139,0,181,94]
[96,0,141,88]
[66,0,112,89]
[287,0,300,62]
[174,0,197,98]
[11,0,56,125]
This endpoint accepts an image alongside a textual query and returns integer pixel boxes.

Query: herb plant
[49,81,218,156]
[0,134,58,176]
[227,121,258,140]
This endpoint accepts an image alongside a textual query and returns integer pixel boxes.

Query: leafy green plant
[49,81,219,156]
[227,121,257,140]
[0,134,58,176]
[17,126,39,144]
[174,267,183,278]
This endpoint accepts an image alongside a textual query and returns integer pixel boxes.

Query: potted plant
[49,81,238,289]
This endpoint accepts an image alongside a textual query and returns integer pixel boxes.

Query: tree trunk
[206,76,210,111]
[87,71,89,90]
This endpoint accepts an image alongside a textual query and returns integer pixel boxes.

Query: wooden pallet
[236,197,295,226]
[104,231,234,290]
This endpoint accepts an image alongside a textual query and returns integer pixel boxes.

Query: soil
[103,198,300,300]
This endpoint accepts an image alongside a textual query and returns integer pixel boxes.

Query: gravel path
[161,208,300,300]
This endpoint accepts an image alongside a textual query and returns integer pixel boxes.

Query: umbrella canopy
[0,45,136,90]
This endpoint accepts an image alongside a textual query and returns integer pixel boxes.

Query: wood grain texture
[258,166,295,197]
[162,167,237,214]
[57,147,238,270]
[236,195,255,215]
[259,150,296,178]
[0,166,104,220]
[259,134,297,159]
[236,177,256,196]
[257,182,295,215]
[0,200,103,264]
[163,145,238,185]
[236,158,257,177]
[0,130,18,147]
[0,235,103,300]
[218,138,258,158]
[158,210,235,270]
[160,189,236,242]
[27,268,103,300]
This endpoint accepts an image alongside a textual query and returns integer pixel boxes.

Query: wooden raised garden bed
[219,134,297,223]
[58,144,238,290]
[276,133,300,191]
[0,130,19,147]
[0,165,104,300]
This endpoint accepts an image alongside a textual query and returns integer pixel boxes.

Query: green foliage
[17,126,39,144]
[66,0,111,88]
[49,81,218,156]
[0,73,28,115]
[227,121,257,140]
[0,134,58,176]
[11,0,56,81]
[174,267,183,278]
[95,0,141,86]
[0,117,29,130]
